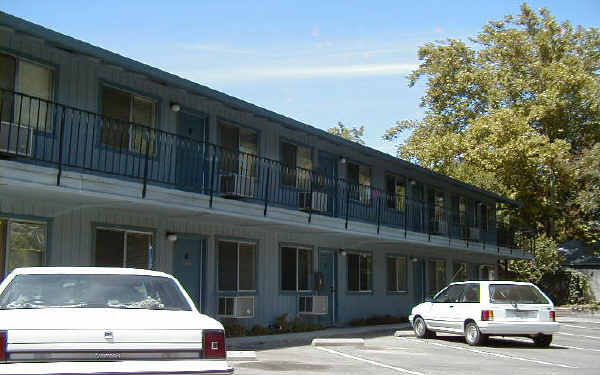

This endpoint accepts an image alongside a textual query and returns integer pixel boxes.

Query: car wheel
[413,317,435,339]
[464,322,487,346]
[533,334,552,348]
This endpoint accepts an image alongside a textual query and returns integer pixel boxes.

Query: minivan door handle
[449,305,454,308]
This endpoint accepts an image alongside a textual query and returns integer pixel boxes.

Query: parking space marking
[563,324,600,331]
[395,337,577,369]
[315,346,426,375]
[507,337,600,352]
[558,332,600,340]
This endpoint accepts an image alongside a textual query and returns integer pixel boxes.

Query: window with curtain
[385,174,406,210]
[0,219,47,276]
[218,123,258,177]
[387,256,407,292]
[347,162,371,204]
[217,240,256,291]
[101,86,156,153]
[280,142,312,188]
[95,228,152,269]
[0,53,54,133]
[347,253,372,292]
[281,246,313,291]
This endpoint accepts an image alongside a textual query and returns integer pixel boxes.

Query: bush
[349,314,408,327]
[221,314,325,337]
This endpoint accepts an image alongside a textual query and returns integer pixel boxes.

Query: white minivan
[409,281,559,347]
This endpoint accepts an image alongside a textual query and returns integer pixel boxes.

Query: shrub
[349,314,408,327]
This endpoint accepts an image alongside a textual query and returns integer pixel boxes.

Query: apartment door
[317,152,337,216]
[176,111,208,192]
[173,238,205,312]
[412,259,426,304]
[318,249,336,326]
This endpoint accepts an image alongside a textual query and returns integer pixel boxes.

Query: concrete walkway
[226,323,411,350]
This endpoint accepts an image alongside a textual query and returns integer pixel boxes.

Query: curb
[226,351,257,361]
[227,323,410,350]
[311,338,365,347]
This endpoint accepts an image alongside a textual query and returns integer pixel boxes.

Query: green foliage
[221,313,324,337]
[222,322,247,338]
[349,314,408,327]
[568,143,600,244]
[328,122,366,144]
[384,3,600,240]
[564,269,594,305]
[509,234,562,284]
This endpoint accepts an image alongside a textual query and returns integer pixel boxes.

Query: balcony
[0,88,529,251]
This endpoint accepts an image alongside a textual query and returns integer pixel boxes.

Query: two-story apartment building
[0,12,531,326]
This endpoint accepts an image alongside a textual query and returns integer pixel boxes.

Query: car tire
[533,334,552,348]
[464,322,487,346]
[413,317,435,339]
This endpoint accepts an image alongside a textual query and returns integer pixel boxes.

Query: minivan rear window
[489,284,549,304]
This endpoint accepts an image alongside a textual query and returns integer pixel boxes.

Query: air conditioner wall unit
[220,174,257,198]
[0,122,33,156]
[298,191,328,212]
[218,296,254,318]
[299,295,328,315]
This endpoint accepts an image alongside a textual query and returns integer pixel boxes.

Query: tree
[384,3,600,240]
[328,122,366,144]
[568,143,600,244]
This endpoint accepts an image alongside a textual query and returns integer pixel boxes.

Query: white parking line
[507,337,600,352]
[563,324,600,330]
[395,337,577,369]
[558,332,600,340]
[315,346,426,375]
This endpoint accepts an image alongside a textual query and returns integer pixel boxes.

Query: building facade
[0,12,531,326]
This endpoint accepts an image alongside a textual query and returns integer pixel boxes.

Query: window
[461,283,480,303]
[95,228,153,269]
[217,240,256,291]
[0,219,47,276]
[280,142,313,188]
[481,204,489,232]
[218,123,258,177]
[385,174,406,210]
[281,246,313,291]
[347,162,371,204]
[459,197,467,225]
[347,253,372,292]
[429,189,447,233]
[427,259,446,297]
[387,256,407,292]
[0,53,54,132]
[433,284,464,303]
[101,86,156,153]
[452,262,468,282]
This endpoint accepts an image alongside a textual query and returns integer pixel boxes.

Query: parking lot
[233,318,600,375]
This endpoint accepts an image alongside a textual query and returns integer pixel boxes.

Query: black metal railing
[0,88,529,251]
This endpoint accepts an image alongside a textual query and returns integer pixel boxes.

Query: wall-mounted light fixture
[170,102,181,112]
[339,249,347,256]
[339,157,347,164]
[166,232,178,242]
[410,179,417,186]
[411,257,419,263]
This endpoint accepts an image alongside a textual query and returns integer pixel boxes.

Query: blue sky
[2,1,598,154]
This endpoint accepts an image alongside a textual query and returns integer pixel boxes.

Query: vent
[0,122,33,156]
[298,191,328,212]
[218,296,254,318]
[220,174,257,199]
[298,295,328,315]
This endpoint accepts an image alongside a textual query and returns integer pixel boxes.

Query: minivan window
[489,284,549,304]
[434,284,464,303]
[461,283,480,303]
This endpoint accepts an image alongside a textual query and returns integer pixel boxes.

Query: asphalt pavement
[232,318,600,375]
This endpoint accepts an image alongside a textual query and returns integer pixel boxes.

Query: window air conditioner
[0,122,33,156]
[220,174,257,199]
[298,191,328,212]
[298,295,328,315]
[218,296,255,318]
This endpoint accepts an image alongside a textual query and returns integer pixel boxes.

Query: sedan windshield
[489,284,549,304]
[0,274,192,310]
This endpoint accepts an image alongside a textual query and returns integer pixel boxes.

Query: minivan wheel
[533,334,552,348]
[464,322,487,346]
[414,317,435,339]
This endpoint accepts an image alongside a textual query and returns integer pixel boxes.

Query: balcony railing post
[376,195,382,235]
[56,106,66,186]
[264,166,270,217]
[209,145,216,209]
[308,171,313,224]
[404,195,408,239]
[142,128,151,199]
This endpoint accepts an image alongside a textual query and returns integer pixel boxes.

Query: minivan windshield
[0,274,192,311]
[489,284,549,305]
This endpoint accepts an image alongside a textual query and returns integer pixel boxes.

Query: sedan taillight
[549,311,556,322]
[0,331,7,361]
[481,310,494,321]
[203,330,226,359]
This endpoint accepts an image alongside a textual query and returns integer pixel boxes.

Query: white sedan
[409,281,560,347]
[0,267,233,375]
